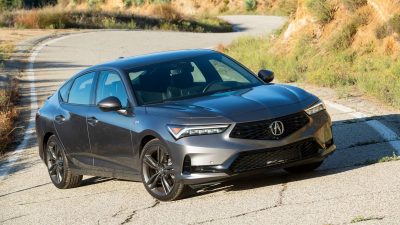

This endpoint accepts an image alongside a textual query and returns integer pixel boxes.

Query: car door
[87,70,136,173]
[54,72,96,168]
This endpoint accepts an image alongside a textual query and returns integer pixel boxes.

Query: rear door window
[68,72,95,105]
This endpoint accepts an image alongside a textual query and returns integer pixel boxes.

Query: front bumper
[165,110,335,185]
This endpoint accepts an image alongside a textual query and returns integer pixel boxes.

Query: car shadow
[185,113,400,199]
[80,176,115,187]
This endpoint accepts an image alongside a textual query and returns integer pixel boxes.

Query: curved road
[1,16,400,225]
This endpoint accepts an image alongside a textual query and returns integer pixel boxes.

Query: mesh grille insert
[230,112,310,140]
[229,139,320,173]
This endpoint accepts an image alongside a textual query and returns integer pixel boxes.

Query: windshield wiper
[206,85,253,95]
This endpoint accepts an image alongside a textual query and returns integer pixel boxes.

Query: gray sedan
[35,49,335,201]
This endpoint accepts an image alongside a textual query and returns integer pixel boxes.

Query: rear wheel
[45,135,82,189]
[140,139,189,201]
[284,161,324,173]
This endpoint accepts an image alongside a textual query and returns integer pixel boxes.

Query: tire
[284,160,324,174]
[140,139,189,201]
[45,135,82,189]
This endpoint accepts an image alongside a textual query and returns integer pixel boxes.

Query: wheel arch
[40,132,54,161]
[137,130,168,156]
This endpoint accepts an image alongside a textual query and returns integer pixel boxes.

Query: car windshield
[126,53,263,105]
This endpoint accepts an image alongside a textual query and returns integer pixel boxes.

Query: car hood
[146,84,319,123]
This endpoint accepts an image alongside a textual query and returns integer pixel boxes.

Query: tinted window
[126,53,262,105]
[68,72,95,105]
[191,62,206,82]
[210,60,248,83]
[59,80,72,102]
[96,71,129,108]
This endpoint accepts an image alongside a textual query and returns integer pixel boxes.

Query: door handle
[87,116,98,126]
[55,115,65,124]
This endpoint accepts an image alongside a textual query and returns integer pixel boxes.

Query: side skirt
[70,168,142,182]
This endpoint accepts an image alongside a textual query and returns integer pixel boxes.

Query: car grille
[229,139,320,173]
[229,112,309,140]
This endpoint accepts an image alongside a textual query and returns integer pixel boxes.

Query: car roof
[82,49,217,73]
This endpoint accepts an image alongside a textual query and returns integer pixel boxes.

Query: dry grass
[0,7,232,32]
[0,79,19,154]
[215,43,226,53]
[59,0,298,17]
[0,36,20,154]
[148,3,182,20]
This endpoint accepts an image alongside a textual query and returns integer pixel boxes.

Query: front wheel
[45,135,82,189]
[140,139,189,201]
[284,160,324,173]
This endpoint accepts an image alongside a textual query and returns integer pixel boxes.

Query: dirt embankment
[282,0,400,55]
[225,0,400,108]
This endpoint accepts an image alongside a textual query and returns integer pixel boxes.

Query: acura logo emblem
[269,121,284,136]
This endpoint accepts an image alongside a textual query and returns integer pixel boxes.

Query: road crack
[120,200,160,225]
[192,176,290,225]
[112,208,127,218]
[277,176,288,206]
[0,214,28,223]
[0,182,50,198]
[17,189,123,205]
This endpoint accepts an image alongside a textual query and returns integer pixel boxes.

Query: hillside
[226,0,400,107]
[58,0,298,16]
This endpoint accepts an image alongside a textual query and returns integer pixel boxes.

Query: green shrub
[375,24,391,39]
[355,56,400,106]
[342,0,367,11]
[388,14,400,33]
[330,23,357,50]
[275,0,298,16]
[329,14,368,50]
[133,0,145,6]
[123,0,132,8]
[87,0,103,8]
[219,0,229,14]
[0,0,23,11]
[374,14,400,39]
[149,0,171,4]
[244,0,257,11]
[305,0,335,24]
[0,11,14,27]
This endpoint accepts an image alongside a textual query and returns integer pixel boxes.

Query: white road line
[0,35,78,180]
[325,100,400,154]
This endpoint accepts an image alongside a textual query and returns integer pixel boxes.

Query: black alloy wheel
[141,139,189,201]
[45,135,82,189]
[46,139,64,184]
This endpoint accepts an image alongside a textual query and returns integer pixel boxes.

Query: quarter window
[68,72,95,105]
[59,80,72,102]
[96,71,129,108]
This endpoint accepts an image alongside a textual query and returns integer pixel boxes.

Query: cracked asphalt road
[1,15,400,225]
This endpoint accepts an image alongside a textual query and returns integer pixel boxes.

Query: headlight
[167,124,230,139]
[305,101,326,115]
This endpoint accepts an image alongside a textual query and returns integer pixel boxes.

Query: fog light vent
[182,155,191,174]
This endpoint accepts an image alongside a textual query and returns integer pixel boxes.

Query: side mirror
[98,96,122,112]
[258,70,274,83]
